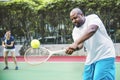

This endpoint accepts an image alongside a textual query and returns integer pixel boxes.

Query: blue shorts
[83,57,116,80]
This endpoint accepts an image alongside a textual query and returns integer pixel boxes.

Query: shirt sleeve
[11,36,15,42]
[87,14,102,28]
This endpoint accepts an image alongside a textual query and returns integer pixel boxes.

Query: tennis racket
[24,47,66,65]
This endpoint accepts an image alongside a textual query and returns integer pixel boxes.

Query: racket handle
[52,49,66,53]
[69,47,80,51]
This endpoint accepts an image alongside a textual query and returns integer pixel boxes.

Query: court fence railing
[0,43,120,56]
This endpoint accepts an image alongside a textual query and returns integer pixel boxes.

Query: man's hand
[65,43,78,55]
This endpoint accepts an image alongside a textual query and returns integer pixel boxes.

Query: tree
[0,0,120,44]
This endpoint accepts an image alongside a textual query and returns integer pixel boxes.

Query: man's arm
[74,24,98,46]
[77,43,83,49]
[66,24,98,54]
[66,43,83,55]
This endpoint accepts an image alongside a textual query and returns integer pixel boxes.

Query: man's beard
[75,22,84,28]
[75,19,85,28]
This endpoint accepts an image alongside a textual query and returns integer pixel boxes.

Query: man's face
[70,12,85,27]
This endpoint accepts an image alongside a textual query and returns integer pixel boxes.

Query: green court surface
[0,62,120,80]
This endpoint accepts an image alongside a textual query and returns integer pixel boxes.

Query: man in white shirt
[66,8,116,80]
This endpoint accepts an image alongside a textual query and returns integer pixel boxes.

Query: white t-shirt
[72,14,116,65]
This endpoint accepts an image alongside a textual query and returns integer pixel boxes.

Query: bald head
[70,8,83,16]
[70,8,85,27]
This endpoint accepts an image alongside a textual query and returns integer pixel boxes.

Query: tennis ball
[30,39,40,48]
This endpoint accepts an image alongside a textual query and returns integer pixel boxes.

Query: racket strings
[24,48,50,64]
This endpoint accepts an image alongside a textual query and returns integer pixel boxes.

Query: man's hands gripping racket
[66,43,80,55]
[24,47,66,65]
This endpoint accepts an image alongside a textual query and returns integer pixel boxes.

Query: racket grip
[75,47,80,51]
[70,47,80,51]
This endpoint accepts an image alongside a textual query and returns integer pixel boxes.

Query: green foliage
[0,0,120,43]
